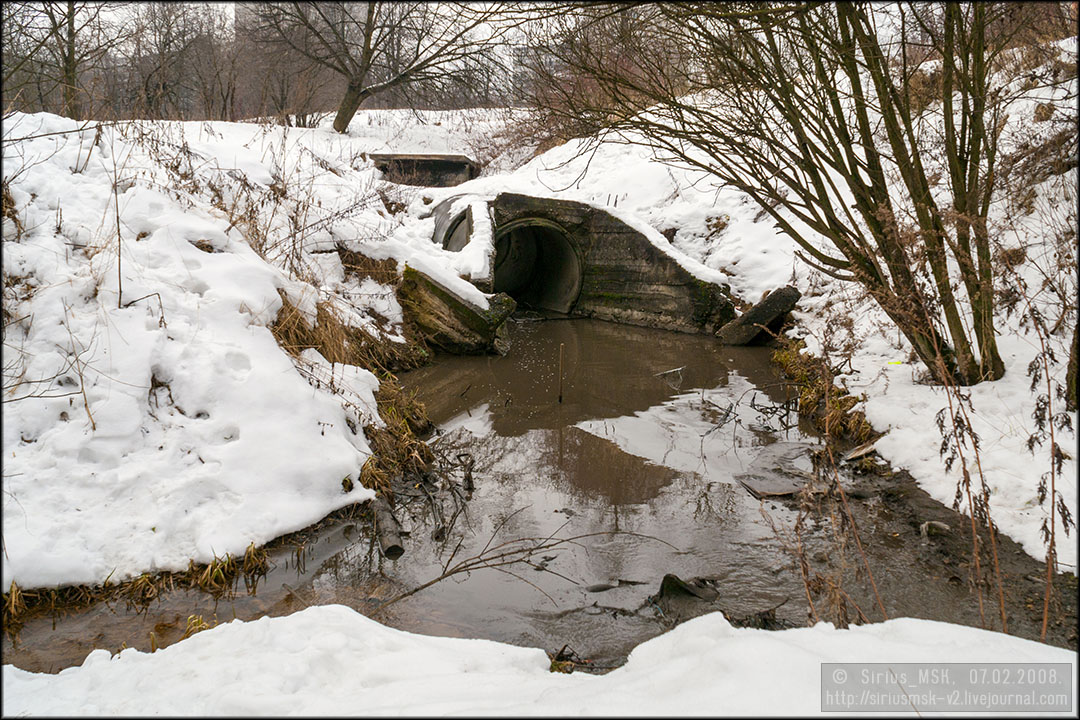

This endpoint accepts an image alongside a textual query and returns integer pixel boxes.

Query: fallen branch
[370,516,678,617]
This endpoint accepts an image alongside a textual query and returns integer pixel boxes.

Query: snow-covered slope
[2,113,384,588]
[1,109,522,589]
[3,36,1076,592]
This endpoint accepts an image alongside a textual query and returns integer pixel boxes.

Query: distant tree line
[1,1,526,127]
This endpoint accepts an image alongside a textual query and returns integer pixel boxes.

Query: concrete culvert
[444,212,470,252]
[492,220,582,313]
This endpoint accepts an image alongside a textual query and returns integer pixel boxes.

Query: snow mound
[3,604,1074,716]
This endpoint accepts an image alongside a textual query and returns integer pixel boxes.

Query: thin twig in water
[371,528,678,617]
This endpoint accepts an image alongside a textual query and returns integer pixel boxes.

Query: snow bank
[3,604,1074,716]
[1,107,537,590]
[1,102,548,591]
[1,114,389,588]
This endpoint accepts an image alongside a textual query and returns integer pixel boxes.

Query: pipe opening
[493,221,582,313]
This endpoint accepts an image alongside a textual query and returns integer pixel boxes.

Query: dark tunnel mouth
[492,219,583,314]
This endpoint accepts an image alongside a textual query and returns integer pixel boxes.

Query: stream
[4,317,1075,673]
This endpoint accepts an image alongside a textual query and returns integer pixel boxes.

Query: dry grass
[2,545,270,635]
[180,614,214,640]
[2,181,23,240]
[267,248,438,495]
[360,402,434,495]
[905,65,942,116]
[267,249,439,498]
[2,250,436,631]
[772,337,876,443]
[270,289,427,375]
[336,248,400,286]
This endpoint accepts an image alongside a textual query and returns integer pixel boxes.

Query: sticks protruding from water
[558,342,564,404]
[373,496,405,560]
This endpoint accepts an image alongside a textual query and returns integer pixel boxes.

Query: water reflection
[382,318,811,662]
[6,320,1070,674]
[4,319,812,672]
[402,318,798,437]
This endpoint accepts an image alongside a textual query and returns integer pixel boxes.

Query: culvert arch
[492,218,583,314]
[431,192,735,333]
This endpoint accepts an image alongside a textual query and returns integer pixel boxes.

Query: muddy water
[4,318,1075,673]
[381,318,815,657]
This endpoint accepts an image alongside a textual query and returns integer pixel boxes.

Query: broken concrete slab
[397,265,516,354]
[716,285,801,345]
[735,441,819,499]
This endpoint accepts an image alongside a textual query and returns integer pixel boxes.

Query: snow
[2,36,1077,715]
[394,98,1077,571]
[395,136,740,292]
[845,323,1079,569]
[1,114,390,589]
[414,46,1077,570]
[458,200,495,281]
[2,604,1074,716]
[1,108,549,591]
[576,377,778,479]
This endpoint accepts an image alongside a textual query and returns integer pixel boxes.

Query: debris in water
[373,496,405,560]
[585,583,617,593]
[656,573,719,601]
[735,442,818,499]
[920,520,951,538]
[842,440,879,463]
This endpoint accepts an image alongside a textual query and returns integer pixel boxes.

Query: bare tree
[248,2,524,132]
[188,5,242,122]
[1,1,129,118]
[520,2,1073,385]
[122,3,208,119]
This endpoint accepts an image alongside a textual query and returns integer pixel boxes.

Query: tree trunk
[332,81,369,133]
[1067,321,1078,412]
[63,0,79,119]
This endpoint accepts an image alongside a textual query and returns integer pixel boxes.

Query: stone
[715,285,801,345]
[397,265,516,354]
